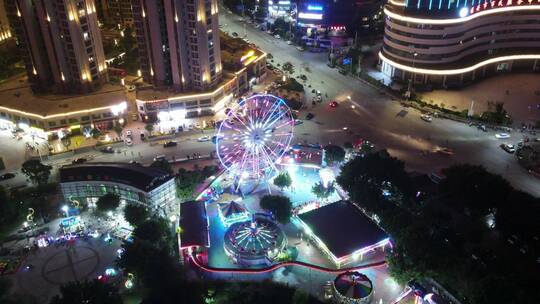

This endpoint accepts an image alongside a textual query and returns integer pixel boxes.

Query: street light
[61,205,69,215]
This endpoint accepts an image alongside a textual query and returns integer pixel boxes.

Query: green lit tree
[124,204,149,227]
[259,195,292,224]
[96,193,120,212]
[49,279,122,304]
[273,171,292,190]
[311,181,335,201]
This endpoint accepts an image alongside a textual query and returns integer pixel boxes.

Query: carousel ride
[333,271,374,304]
[223,215,287,266]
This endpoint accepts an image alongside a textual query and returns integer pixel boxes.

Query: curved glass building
[380,0,540,87]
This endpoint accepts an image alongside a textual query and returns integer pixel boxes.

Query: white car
[495,133,511,139]
[286,40,292,45]
[420,114,433,122]
[296,46,305,52]
[126,130,132,138]
[274,34,281,39]
[197,136,211,142]
[125,138,133,146]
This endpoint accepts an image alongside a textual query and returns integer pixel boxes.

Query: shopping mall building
[380,0,540,88]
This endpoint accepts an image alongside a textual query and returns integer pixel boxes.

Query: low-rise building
[59,162,177,213]
[0,77,127,138]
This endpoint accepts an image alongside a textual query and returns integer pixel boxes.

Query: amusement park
[176,94,426,304]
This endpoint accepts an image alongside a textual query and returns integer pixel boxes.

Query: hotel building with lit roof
[379,0,540,88]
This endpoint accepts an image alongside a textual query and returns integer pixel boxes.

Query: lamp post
[406,52,418,101]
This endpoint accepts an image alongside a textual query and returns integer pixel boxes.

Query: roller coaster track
[189,253,387,275]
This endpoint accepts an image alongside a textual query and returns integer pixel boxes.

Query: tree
[311,181,335,201]
[324,144,345,165]
[145,123,154,133]
[254,4,267,22]
[0,185,18,227]
[90,128,101,139]
[273,172,292,190]
[176,166,217,200]
[96,193,120,212]
[124,204,149,227]
[132,217,171,245]
[259,195,292,224]
[282,61,295,76]
[21,160,52,186]
[151,158,172,174]
[49,279,122,304]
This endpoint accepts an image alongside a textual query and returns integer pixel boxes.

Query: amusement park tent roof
[218,201,247,218]
[297,201,388,260]
[179,201,209,248]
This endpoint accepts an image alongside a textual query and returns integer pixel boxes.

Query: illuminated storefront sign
[307,4,323,10]
[298,12,323,19]
[470,0,540,15]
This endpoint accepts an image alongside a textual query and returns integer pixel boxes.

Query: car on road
[72,158,87,164]
[294,119,303,126]
[329,101,338,108]
[0,173,16,181]
[286,40,292,45]
[435,147,454,156]
[153,155,166,161]
[126,130,132,138]
[500,143,516,153]
[100,146,114,153]
[420,114,433,122]
[126,85,136,92]
[211,134,224,144]
[495,133,511,139]
[125,138,133,146]
[296,46,305,52]
[197,136,211,142]
[163,141,177,148]
[306,113,315,120]
[231,32,238,37]
[299,74,307,81]
[274,34,281,39]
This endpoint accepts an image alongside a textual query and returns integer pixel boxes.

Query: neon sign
[308,4,323,10]
[298,12,323,19]
[470,0,540,14]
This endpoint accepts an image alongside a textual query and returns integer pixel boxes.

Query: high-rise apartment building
[5,0,108,93]
[0,1,13,47]
[107,0,133,27]
[131,0,222,91]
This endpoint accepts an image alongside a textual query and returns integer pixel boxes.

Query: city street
[218,10,540,197]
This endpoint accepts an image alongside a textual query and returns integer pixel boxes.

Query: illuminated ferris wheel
[216,94,294,179]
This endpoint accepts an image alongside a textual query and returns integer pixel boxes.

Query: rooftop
[297,201,388,259]
[0,76,127,118]
[59,162,173,192]
[179,201,209,248]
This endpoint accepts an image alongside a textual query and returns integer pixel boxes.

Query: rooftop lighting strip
[0,102,126,120]
[379,52,540,75]
[384,5,540,24]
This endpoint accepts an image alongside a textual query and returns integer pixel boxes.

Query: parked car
[435,147,454,155]
[296,46,305,52]
[126,130,132,138]
[420,114,433,122]
[125,138,133,146]
[231,32,239,37]
[294,119,303,126]
[329,101,338,108]
[306,113,315,120]
[0,173,16,180]
[197,136,211,142]
[274,34,281,39]
[163,141,177,148]
[286,40,292,45]
[72,158,87,164]
[100,146,114,153]
[495,133,511,139]
[126,85,136,92]
[153,155,166,161]
[500,143,516,153]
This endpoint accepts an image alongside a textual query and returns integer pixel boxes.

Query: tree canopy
[49,279,122,304]
[21,160,52,186]
[124,204,149,227]
[311,181,335,200]
[273,172,292,190]
[323,145,346,165]
[176,166,218,200]
[259,195,292,224]
[96,193,120,212]
[150,158,172,174]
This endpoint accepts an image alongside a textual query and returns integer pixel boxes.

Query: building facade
[5,0,108,93]
[380,0,540,88]
[0,0,14,48]
[131,0,222,91]
[60,163,177,213]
